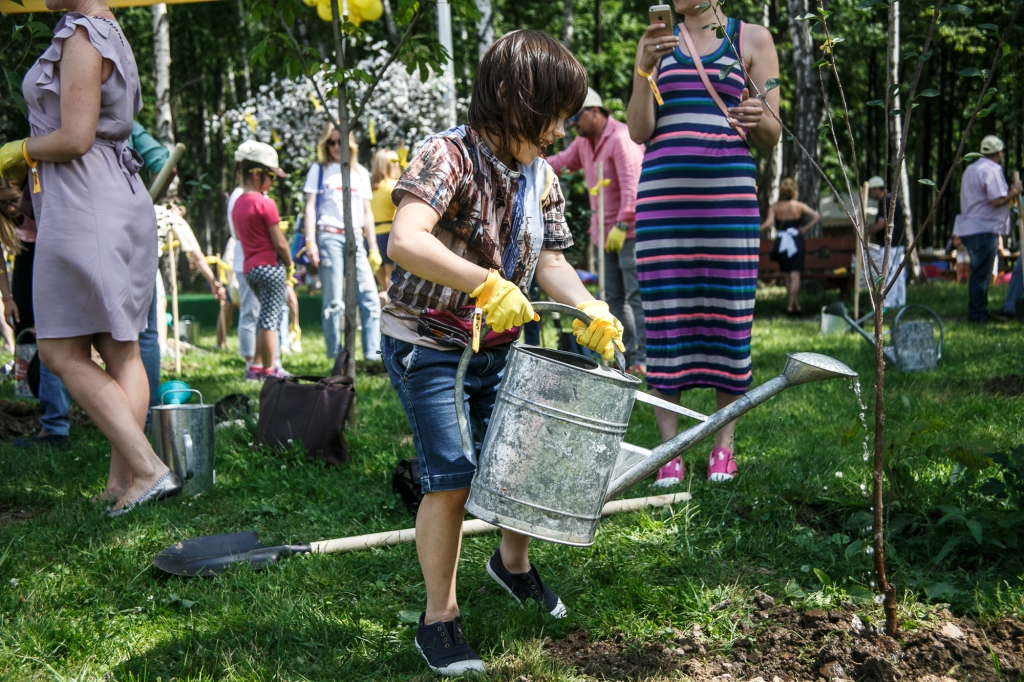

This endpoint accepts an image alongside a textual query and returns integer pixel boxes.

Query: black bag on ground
[392,458,423,515]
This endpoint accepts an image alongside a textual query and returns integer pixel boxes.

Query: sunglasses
[327,140,341,147]
[0,199,19,210]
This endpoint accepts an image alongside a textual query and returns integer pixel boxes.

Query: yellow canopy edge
[1,0,221,13]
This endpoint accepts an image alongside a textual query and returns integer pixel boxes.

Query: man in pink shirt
[547,88,647,373]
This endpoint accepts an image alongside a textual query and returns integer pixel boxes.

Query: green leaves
[946,4,973,14]
[917,89,940,98]
[855,0,887,9]
[718,59,740,81]
[962,152,983,162]
[918,178,937,188]
[976,23,999,31]
[764,77,780,94]
[958,67,983,78]
[867,99,885,107]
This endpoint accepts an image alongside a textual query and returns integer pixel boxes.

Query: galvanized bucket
[464,344,640,545]
[179,315,199,345]
[819,306,849,335]
[152,389,215,496]
[890,304,943,372]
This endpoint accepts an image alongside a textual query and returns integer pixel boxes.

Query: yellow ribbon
[637,66,664,106]
[589,178,610,196]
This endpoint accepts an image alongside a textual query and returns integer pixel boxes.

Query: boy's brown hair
[468,30,588,157]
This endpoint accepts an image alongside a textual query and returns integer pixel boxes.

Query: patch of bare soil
[0,399,42,441]
[985,374,1024,398]
[0,506,41,527]
[547,601,1024,681]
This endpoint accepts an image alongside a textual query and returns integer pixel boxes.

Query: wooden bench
[758,235,857,297]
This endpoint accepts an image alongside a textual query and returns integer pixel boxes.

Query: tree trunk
[330,0,357,379]
[475,0,494,62]
[237,0,252,100]
[152,3,175,145]
[762,0,782,210]
[888,1,921,277]
[563,0,574,49]
[381,0,400,47]
[214,64,226,255]
[785,0,821,220]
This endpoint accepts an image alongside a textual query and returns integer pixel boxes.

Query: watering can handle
[183,433,194,477]
[454,301,627,464]
[160,388,205,406]
[893,304,943,361]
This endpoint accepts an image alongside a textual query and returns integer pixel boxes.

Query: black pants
[11,242,35,336]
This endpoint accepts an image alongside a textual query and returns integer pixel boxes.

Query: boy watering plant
[383,29,626,676]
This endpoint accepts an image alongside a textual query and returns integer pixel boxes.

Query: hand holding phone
[648,4,674,39]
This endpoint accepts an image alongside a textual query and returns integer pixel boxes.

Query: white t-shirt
[303,162,372,231]
[226,186,244,271]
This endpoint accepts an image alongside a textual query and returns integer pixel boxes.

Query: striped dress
[635,17,759,396]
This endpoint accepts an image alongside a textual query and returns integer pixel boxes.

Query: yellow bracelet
[637,66,664,106]
[21,140,40,194]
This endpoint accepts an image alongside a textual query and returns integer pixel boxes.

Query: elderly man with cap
[953,135,1023,322]
[865,175,908,309]
[546,87,647,374]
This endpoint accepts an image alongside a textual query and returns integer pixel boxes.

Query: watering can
[455,302,857,546]
[179,315,199,346]
[151,388,215,496]
[824,302,943,372]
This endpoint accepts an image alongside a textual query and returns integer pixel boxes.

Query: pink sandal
[707,447,737,482]
[653,457,684,487]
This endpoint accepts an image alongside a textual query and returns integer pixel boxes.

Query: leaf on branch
[916,50,932,63]
[764,77,780,93]
[917,88,940,98]
[976,23,999,30]
[866,99,885,107]
[855,0,886,9]
[794,12,817,20]
[813,58,829,68]
[958,67,982,78]
[918,178,937,187]
[718,59,740,80]
[1003,44,1012,57]
[946,3,972,14]
[888,109,904,116]
[889,83,902,95]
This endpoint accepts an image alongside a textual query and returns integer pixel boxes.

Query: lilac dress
[22,14,157,342]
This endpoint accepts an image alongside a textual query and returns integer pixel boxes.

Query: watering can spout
[605,352,857,500]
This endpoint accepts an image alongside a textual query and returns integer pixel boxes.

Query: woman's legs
[39,335,168,508]
[786,271,801,312]
[712,390,741,451]
[255,328,277,369]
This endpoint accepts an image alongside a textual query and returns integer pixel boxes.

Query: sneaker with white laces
[652,456,684,487]
[485,547,566,618]
[414,613,486,677]
[707,447,737,481]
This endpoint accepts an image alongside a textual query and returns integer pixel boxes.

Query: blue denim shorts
[382,335,507,493]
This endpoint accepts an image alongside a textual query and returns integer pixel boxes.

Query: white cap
[580,87,604,111]
[867,176,885,189]
[980,135,1004,155]
[235,140,285,177]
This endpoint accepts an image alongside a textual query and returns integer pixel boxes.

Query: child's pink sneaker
[707,447,737,481]
[653,457,684,487]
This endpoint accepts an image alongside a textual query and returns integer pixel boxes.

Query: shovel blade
[153,531,266,577]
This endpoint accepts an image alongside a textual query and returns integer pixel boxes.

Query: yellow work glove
[286,263,297,286]
[470,269,538,334]
[572,299,626,362]
[0,140,28,182]
[605,226,627,253]
[367,249,383,274]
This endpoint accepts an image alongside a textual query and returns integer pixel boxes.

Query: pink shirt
[955,156,1010,237]
[546,117,644,241]
[232,192,282,273]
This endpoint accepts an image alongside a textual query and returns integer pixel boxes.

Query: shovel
[152,493,692,576]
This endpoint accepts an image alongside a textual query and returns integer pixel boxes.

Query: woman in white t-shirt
[303,125,382,360]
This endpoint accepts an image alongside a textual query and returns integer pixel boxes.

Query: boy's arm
[388,194,488,293]
[534,249,592,306]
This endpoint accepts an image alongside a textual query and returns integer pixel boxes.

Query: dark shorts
[382,335,507,493]
[376,232,393,265]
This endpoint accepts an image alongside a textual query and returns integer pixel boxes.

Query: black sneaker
[485,547,567,618]
[414,613,486,677]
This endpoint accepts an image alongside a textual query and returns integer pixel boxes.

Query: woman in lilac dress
[0,0,178,514]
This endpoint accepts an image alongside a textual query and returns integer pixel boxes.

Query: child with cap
[383,29,626,676]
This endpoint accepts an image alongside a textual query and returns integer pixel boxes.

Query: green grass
[1,280,1022,680]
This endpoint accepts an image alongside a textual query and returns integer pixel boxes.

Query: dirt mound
[0,506,41,527]
[0,399,42,441]
[985,374,1024,397]
[546,602,1024,681]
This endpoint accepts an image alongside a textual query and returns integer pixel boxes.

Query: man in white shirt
[953,135,1022,322]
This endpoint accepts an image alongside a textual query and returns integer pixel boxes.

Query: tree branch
[351,3,427,124]
[272,1,340,129]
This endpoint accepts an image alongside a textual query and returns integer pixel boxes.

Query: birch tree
[785,0,822,218]
[152,3,174,145]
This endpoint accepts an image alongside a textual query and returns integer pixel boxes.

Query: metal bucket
[891,305,943,372]
[819,306,849,335]
[465,344,640,546]
[179,315,199,345]
[152,389,215,496]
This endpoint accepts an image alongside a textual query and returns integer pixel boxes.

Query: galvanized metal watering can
[152,388,215,496]
[824,302,943,372]
[456,302,857,546]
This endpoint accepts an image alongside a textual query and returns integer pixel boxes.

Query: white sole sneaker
[652,476,682,487]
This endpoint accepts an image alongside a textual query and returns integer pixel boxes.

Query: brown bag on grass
[255,363,355,465]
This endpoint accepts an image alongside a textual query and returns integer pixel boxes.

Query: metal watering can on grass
[824,302,943,372]
[456,302,857,546]
[152,388,215,496]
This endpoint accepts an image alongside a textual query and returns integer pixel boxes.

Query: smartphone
[648,4,674,39]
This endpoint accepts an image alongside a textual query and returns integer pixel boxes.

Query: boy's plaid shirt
[380,126,573,350]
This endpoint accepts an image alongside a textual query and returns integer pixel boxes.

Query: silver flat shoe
[106,471,182,517]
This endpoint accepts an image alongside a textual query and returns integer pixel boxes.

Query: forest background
[0,0,1020,272]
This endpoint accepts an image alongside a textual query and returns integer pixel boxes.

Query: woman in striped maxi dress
[626,1,780,484]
